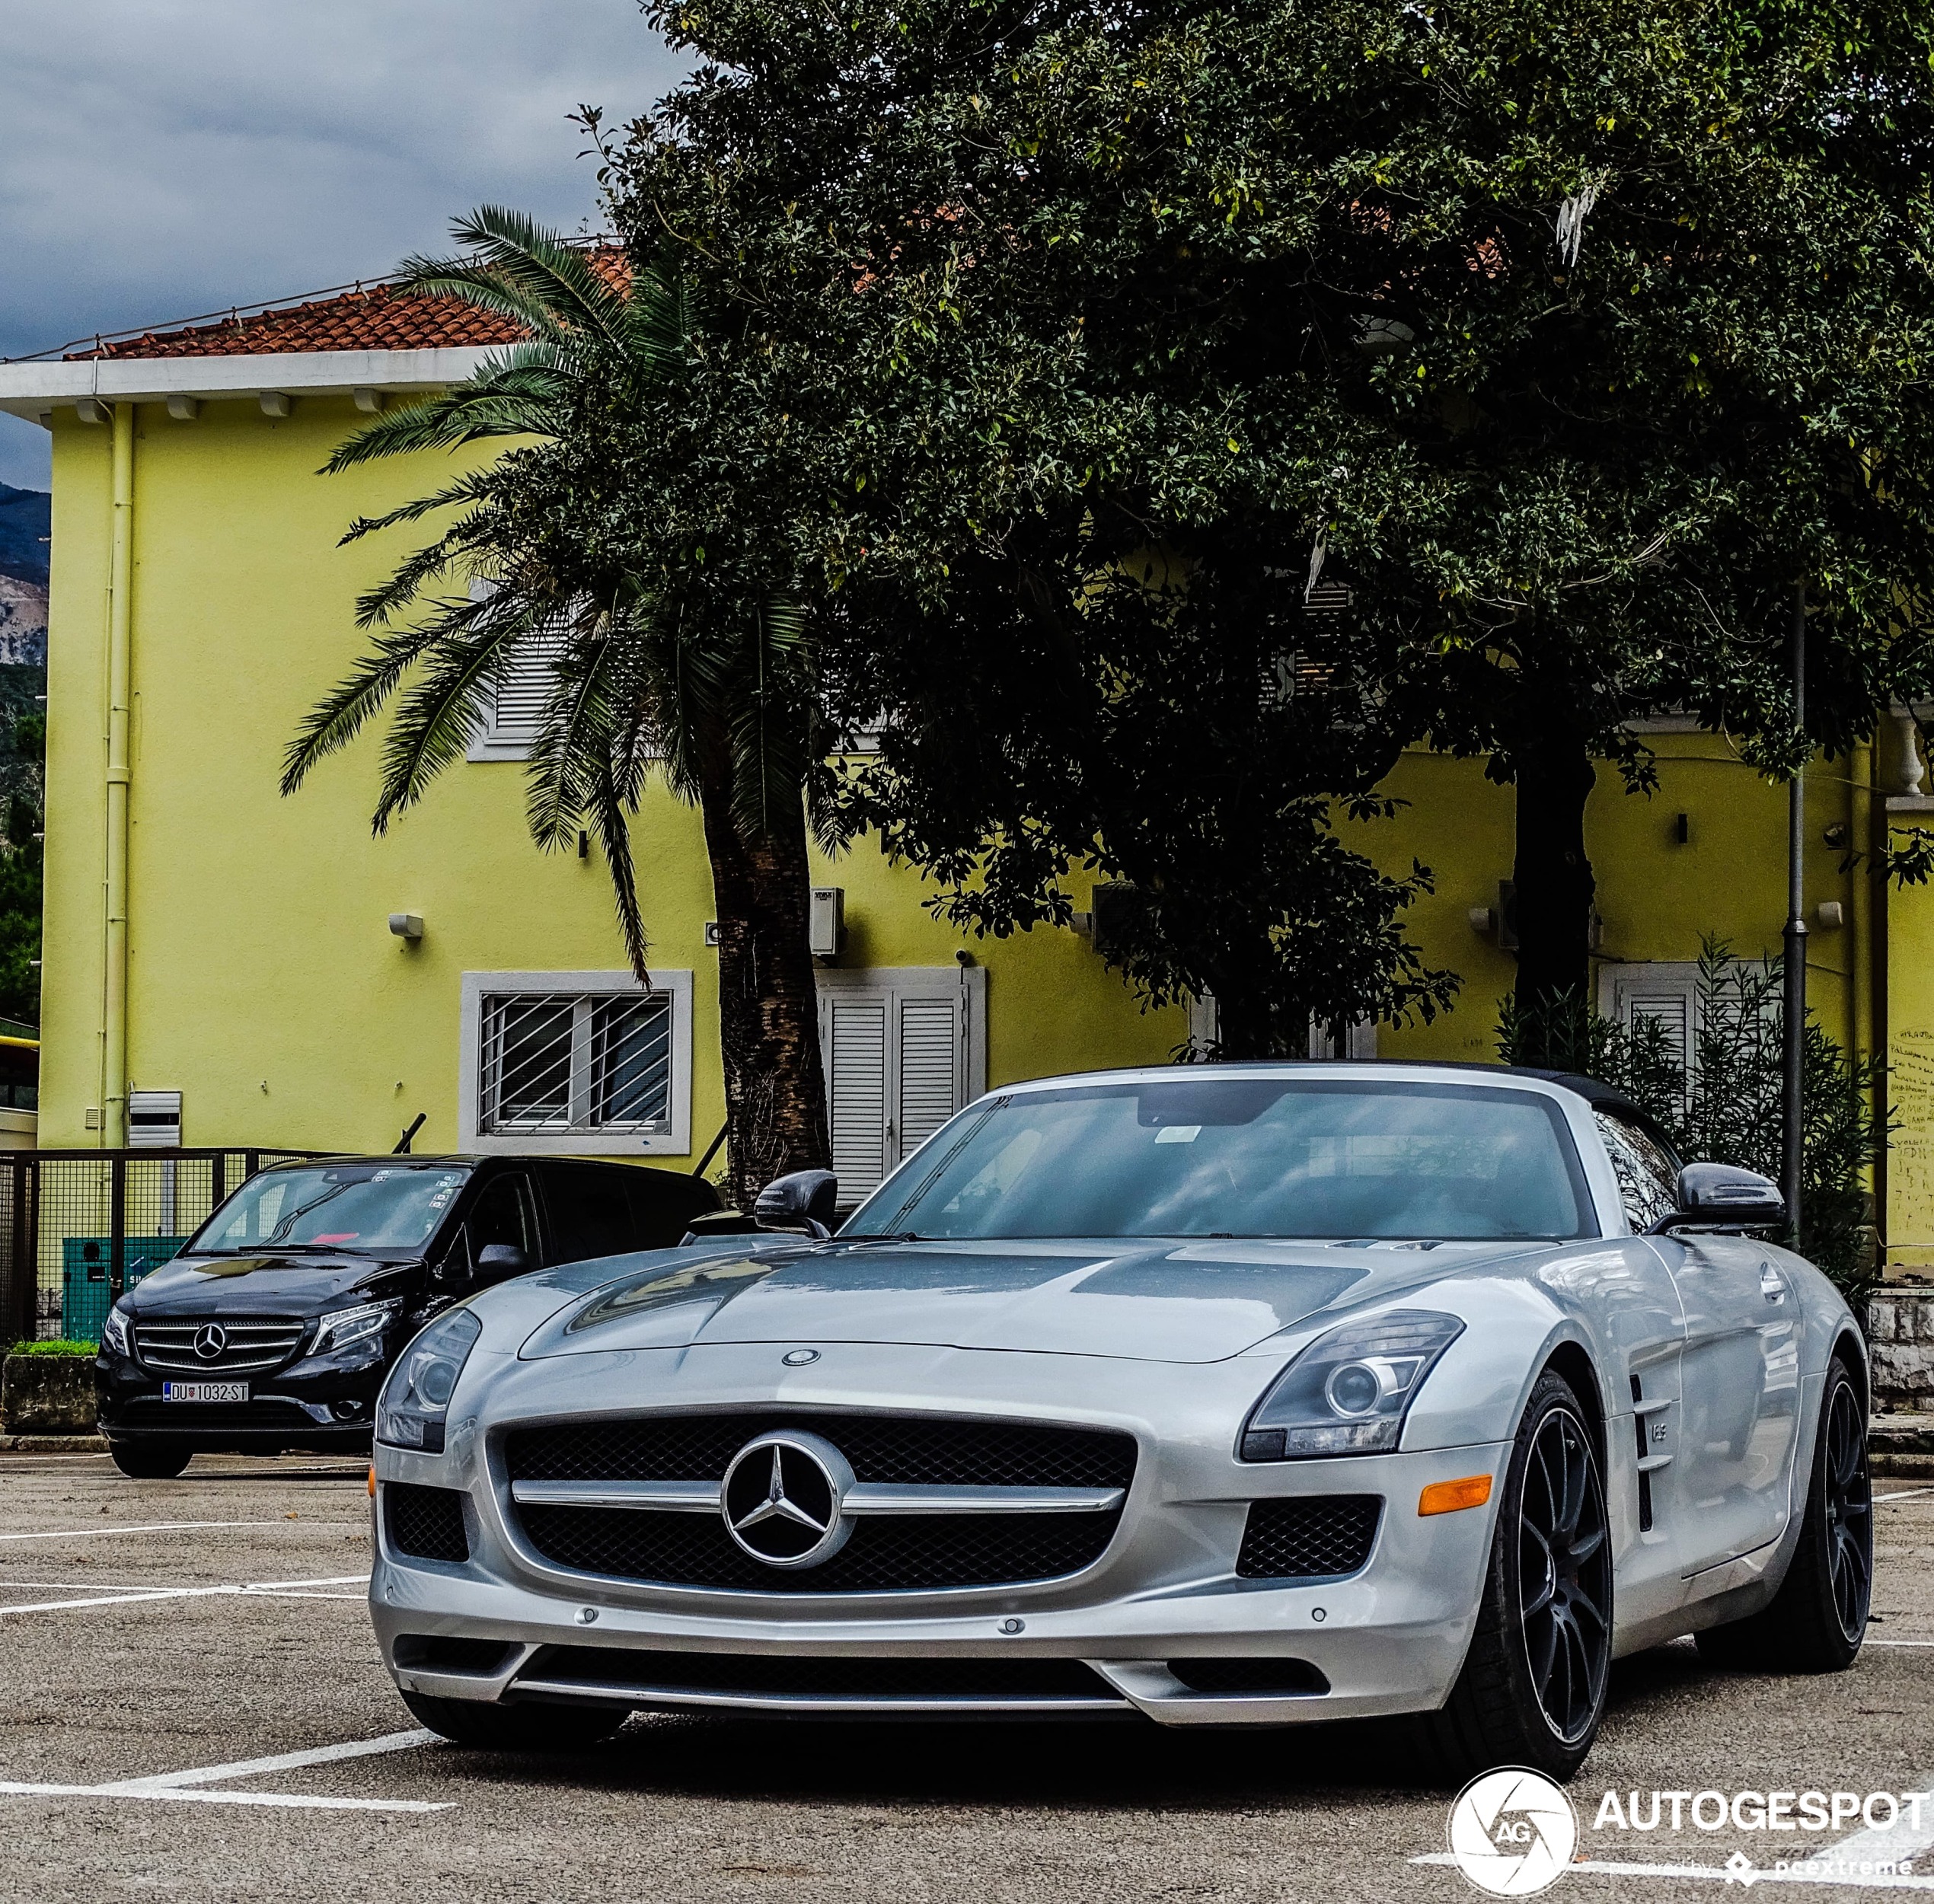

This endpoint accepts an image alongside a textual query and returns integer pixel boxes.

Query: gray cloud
[0,0,683,486]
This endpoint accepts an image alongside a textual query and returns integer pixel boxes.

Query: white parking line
[0,1729,449,1814]
[0,1520,286,1543]
[101,1728,439,1792]
[0,1573,368,1616]
[1877,1487,1934,1504]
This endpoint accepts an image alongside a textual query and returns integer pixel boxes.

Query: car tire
[398,1689,629,1753]
[1425,1369,1613,1784]
[1694,1354,1871,1673]
[108,1440,192,1479]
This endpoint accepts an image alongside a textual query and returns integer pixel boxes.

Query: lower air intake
[1235,1496,1381,1580]
[1166,1657,1330,1696]
[385,1484,470,1564]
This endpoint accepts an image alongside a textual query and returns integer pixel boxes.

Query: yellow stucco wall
[38,397,1182,1162]
[37,392,1909,1251]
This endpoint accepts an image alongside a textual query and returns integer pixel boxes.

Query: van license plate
[161,1382,247,1403]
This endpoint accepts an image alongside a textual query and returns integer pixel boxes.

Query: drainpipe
[102,403,134,1150]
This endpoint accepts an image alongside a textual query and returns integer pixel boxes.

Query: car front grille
[505,1412,1137,1489]
[1236,1495,1381,1580]
[518,1645,1125,1706]
[386,1484,470,1564]
[503,1411,1136,1594]
[132,1317,307,1374]
[515,1502,1119,1593]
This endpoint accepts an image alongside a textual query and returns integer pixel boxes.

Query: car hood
[128,1253,416,1316]
[518,1235,1549,1364]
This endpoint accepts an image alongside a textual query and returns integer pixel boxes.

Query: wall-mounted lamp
[1815,901,1845,932]
[388,912,424,941]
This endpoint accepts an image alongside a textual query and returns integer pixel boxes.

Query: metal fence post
[109,1155,126,1304]
[8,1156,27,1343]
[211,1153,226,1210]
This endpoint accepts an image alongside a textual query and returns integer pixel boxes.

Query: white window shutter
[1598,962,1701,1070]
[896,997,960,1158]
[819,969,985,1208]
[823,993,890,1201]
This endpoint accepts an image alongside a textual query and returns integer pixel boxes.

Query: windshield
[191,1165,471,1255]
[844,1078,1593,1242]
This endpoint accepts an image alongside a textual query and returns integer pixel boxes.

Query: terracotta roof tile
[71,247,627,361]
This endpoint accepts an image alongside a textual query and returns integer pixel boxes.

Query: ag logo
[1447,1767,1578,1895]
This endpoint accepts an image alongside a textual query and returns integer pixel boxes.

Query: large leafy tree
[285,211,828,1208]
[607,0,1934,1050]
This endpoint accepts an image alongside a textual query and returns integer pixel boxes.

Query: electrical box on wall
[809,887,845,958]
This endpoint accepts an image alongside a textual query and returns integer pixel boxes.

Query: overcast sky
[0,0,684,490]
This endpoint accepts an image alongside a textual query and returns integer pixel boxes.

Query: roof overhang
[0,347,497,424]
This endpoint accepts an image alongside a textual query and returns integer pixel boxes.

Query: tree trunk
[698,774,830,1213]
[1509,728,1597,1044]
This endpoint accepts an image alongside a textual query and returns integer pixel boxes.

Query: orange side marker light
[368,1465,377,1499]
[1419,1474,1493,1517]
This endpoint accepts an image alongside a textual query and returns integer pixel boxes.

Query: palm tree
[282,207,829,1210]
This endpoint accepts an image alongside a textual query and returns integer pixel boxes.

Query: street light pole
[1783,582,1808,1238]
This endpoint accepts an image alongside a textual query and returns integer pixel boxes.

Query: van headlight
[313,1298,401,1357]
[101,1301,132,1357]
[376,1307,482,1454]
[1240,1310,1465,1459]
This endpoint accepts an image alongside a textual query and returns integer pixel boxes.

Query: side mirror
[753,1169,839,1239]
[475,1242,531,1280]
[1648,1162,1786,1236]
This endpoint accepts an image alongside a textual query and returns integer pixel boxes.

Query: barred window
[481,991,673,1134]
[461,971,692,1155]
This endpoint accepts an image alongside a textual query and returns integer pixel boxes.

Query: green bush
[1499,939,1888,1304]
[7,1339,97,1357]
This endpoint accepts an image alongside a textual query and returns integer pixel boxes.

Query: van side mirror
[1647,1162,1786,1236]
[753,1169,839,1239]
[475,1242,530,1280]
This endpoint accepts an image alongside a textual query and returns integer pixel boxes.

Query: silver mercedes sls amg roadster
[368,1064,1871,1779]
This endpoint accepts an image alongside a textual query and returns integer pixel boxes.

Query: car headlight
[375,1306,482,1454]
[101,1302,131,1357]
[312,1298,402,1357]
[1240,1309,1465,1459]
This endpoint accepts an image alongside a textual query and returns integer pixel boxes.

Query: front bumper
[96,1343,388,1451]
[369,1342,1507,1727]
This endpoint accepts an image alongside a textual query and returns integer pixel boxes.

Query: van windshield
[191,1166,471,1256]
[844,1078,1593,1242]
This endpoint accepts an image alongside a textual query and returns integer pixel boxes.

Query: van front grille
[132,1317,306,1374]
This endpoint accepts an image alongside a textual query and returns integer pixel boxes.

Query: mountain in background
[0,485,48,668]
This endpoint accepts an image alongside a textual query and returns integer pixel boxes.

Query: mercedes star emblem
[192,1322,228,1362]
[720,1429,856,1568]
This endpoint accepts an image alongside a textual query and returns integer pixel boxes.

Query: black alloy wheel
[1518,1404,1613,1744]
[1822,1373,1874,1644]
[1428,1370,1613,1782]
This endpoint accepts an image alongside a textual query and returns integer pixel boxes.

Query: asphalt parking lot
[0,1451,1932,1903]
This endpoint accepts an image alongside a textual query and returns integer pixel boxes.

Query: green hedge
[8,1339,97,1357]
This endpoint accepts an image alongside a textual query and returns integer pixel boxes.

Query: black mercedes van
[94,1154,720,1477]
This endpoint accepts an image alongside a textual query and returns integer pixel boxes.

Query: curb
[0,1434,108,1453]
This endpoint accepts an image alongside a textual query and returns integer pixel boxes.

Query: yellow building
[2,280,1930,1266]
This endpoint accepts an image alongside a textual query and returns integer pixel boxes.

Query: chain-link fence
[0,1150,321,1344]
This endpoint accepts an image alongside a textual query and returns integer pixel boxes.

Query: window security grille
[479,992,673,1135]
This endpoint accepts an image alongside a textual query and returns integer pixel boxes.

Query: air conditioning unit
[809,887,845,958]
